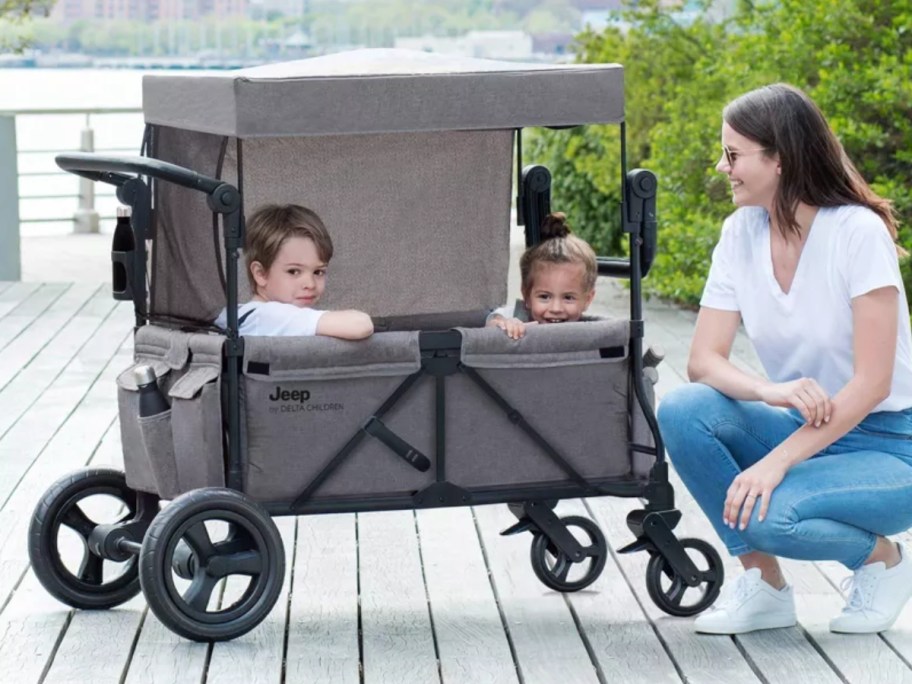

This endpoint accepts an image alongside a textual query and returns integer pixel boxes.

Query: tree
[528,0,912,306]
[0,0,53,50]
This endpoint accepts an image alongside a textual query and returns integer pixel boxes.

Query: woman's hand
[758,377,832,427]
[724,456,790,530]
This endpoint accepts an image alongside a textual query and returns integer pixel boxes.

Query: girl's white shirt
[702,204,912,412]
[214,300,326,336]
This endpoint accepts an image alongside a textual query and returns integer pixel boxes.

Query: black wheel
[530,515,607,592]
[139,488,285,642]
[28,468,143,609]
[646,537,724,617]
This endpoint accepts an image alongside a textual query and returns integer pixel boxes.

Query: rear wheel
[139,488,285,642]
[28,468,143,609]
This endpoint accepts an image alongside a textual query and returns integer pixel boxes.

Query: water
[1,68,204,236]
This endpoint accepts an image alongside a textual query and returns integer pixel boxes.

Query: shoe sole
[695,614,797,635]
[829,621,895,634]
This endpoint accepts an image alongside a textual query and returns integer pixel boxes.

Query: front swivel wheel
[646,537,723,617]
[139,488,285,642]
[530,515,607,592]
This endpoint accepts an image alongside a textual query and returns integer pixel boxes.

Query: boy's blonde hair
[520,212,597,297]
[244,204,334,293]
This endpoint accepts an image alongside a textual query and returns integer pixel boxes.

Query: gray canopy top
[143,48,625,137]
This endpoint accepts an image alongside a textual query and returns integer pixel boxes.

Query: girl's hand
[489,316,527,340]
[724,457,789,530]
[758,377,832,427]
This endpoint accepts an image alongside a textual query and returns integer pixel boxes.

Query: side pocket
[117,385,160,494]
[169,367,226,494]
[138,409,180,499]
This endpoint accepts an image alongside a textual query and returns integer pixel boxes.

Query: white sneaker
[694,568,797,634]
[830,542,912,634]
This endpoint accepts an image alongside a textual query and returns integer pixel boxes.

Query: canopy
[143,48,624,137]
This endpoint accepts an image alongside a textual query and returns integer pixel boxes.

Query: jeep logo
[268,386,311,402]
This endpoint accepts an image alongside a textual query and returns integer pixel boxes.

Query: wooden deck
[2,279,912,684]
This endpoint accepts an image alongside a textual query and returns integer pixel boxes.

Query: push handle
[55,153,239,214]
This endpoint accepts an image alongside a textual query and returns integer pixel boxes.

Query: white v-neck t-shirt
[701,205,912,412]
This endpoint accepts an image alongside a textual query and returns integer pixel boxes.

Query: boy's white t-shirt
[214,301,326,336]
[701,205,912,412]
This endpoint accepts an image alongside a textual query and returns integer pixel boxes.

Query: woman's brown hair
[724,84,902,252]
[244,204,334,293]
[519,212,598,296]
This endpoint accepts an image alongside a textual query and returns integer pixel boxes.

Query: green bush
[528,0,912,307]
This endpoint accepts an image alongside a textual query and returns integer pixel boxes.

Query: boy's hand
[488,316,527,340]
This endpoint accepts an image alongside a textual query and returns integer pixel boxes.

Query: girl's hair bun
[540,212,571,240]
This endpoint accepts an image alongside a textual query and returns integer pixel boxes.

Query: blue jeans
[657,383,912,570]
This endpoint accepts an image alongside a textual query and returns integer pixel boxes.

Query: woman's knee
[738,504,795,555]
[657,383,728,437]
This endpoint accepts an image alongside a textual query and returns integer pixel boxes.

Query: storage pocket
[138,409,180,499]
[169,366,226,494]
[117,360,173,494]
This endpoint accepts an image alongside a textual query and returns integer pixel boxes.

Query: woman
[658,83,912,635]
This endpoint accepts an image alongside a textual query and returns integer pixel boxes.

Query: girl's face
[716,121,780,211]
[523,262,595,324]
[250,236,327,307]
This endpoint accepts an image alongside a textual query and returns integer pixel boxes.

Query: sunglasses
[722,144,770,167]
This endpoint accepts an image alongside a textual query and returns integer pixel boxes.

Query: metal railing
[0,107,144,280]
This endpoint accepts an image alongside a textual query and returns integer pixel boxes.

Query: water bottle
[112,205,135,299]
[135,365,169,417]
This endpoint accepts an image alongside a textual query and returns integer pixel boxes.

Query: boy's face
[523,262,595,324]
[251,236,327,307]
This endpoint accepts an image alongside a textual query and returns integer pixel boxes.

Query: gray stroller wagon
[29,49,723,642]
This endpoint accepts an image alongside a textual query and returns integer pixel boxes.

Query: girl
[658,84,912,635]
[214,203,373,339]
[487,212,597,338]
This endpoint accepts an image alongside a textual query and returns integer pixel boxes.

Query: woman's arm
[771,285,898,467]
[315,310,374,340]
[725,286,899,528]
[687,306,771,399]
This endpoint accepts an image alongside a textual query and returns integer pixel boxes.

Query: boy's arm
[316,310,374,340]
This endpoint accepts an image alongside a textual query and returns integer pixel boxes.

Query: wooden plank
[358,510,440,684]
[799,559,912,684]
[415,506,518,684]
[0,286,116,441]
[285,512,360,684]
[205,516,297,683]
[0,311,133,620]
[0,282,102,392]
[472,503,601,684]
[586,495,761,684]
[41,596,147,684]
[0,281,40,320]
[555,499,684,684]
[0,283,70,352]
[0,573,74,684]
[0,299,132,511]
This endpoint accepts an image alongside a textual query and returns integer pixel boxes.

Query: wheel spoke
[182,522,216,564]
[667,575,687,607]
[183,572,220,612]
[212,550,263,578]
[554,556,572,583]
[78,552,104,585]
[61,504,96,540]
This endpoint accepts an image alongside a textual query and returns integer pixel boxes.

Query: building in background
[50,0,249,21]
